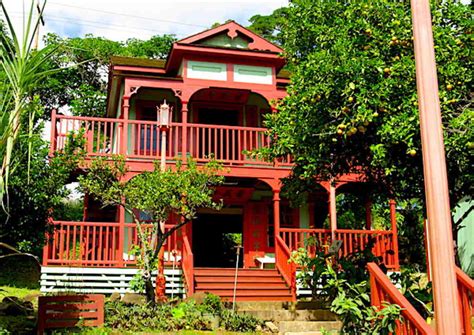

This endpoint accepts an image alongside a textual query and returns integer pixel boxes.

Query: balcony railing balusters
[51,115,293,166]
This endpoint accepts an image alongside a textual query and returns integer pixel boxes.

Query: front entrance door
[193,214,243,268]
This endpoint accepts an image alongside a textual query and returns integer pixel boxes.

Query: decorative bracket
[172,89,182,98]
[128,86,140,97]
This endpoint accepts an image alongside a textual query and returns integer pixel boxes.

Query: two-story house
[41,22,399,301]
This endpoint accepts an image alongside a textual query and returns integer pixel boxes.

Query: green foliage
[390,266,433,319]
[292,237,385,302]
[0,123,82,255]
[104,293,261,332]
[52,199,84,222]
[219,309,260,332]
[129,271,146,294]
[36,33,176,117]
[266,0,473,208]
[0,1,61,205]
[328,269,402,335]
[201,292,224,316]
[292,241,401,333]
[248,7,288,46]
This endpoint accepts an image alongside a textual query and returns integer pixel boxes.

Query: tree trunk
[142,268,156,305]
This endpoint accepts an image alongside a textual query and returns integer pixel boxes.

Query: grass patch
[0,286,40,299]
[0,285,40,335]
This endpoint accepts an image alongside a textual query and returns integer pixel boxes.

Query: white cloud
[2,0,288,43]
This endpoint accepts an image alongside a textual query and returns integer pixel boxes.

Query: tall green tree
[0,120,82,256]
[79,158,224,303]
[247,7,288,46]
[36,33,176,117]
[0,1,60,207]
[266,0,472,209]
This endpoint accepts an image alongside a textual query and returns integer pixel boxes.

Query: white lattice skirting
[40,266,184,296]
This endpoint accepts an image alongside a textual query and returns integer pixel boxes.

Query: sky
[2,0,289,43]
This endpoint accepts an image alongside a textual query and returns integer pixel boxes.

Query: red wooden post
[121,97,130,157]
[389,199,399,270]
[273,189,281,244]
[117,203,125,268]
[181,101,188,164]
[329,182,337,240]
[411,1,461,332]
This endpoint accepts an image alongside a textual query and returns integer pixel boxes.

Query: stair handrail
[275,235,296,300]
[367,262,435,335]
[456,266,474,335]
[182,234,194,295]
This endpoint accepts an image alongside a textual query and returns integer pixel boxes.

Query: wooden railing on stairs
[182,234,194,296]
[368,262,435,335]
[456,266,474,335]
[275,235,296,301]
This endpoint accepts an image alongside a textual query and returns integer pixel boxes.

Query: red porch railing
[50,113,288,167]
[368,262,435,335]
[43,221,182,267]
[280,228,399,269]
[456,266,474,335]
[52,114,123,156]
[275,235,296,301]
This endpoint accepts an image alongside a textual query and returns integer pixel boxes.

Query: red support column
[329,182,337,240]
[121,97,130,157]
[273,189,281,242]
[181,101,188,164]
[117,202,125,268]
[411,1,461,332]
[389,199,399,270]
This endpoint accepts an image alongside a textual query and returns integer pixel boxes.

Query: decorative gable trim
[177,21,282,53]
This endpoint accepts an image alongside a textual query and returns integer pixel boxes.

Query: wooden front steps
[194,267,293,301]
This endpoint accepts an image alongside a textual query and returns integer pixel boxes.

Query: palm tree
[0,0,59,210]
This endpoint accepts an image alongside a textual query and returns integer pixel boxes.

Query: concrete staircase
[236,301,341,335]
[237,302,341,335]
[194,267,293,301]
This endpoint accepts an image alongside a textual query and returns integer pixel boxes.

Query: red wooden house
[42,22,399,301]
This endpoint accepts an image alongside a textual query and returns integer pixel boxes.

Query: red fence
[280,228,399,269]
[43,221,182,267]
[37,294,104,335]
[50,112,289,167]
[368,262,435,335]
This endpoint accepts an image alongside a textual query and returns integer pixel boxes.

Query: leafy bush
[390,266,433,319]
[325,265,401,334]
[291,236,385,302]
[104,293,261,332]
[292,240,402,333]
[201,292,224,315]
[220,309,261,332]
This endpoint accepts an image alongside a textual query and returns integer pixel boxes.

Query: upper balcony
[50,112,292,174]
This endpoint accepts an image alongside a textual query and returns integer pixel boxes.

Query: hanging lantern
[157,99,172,128]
